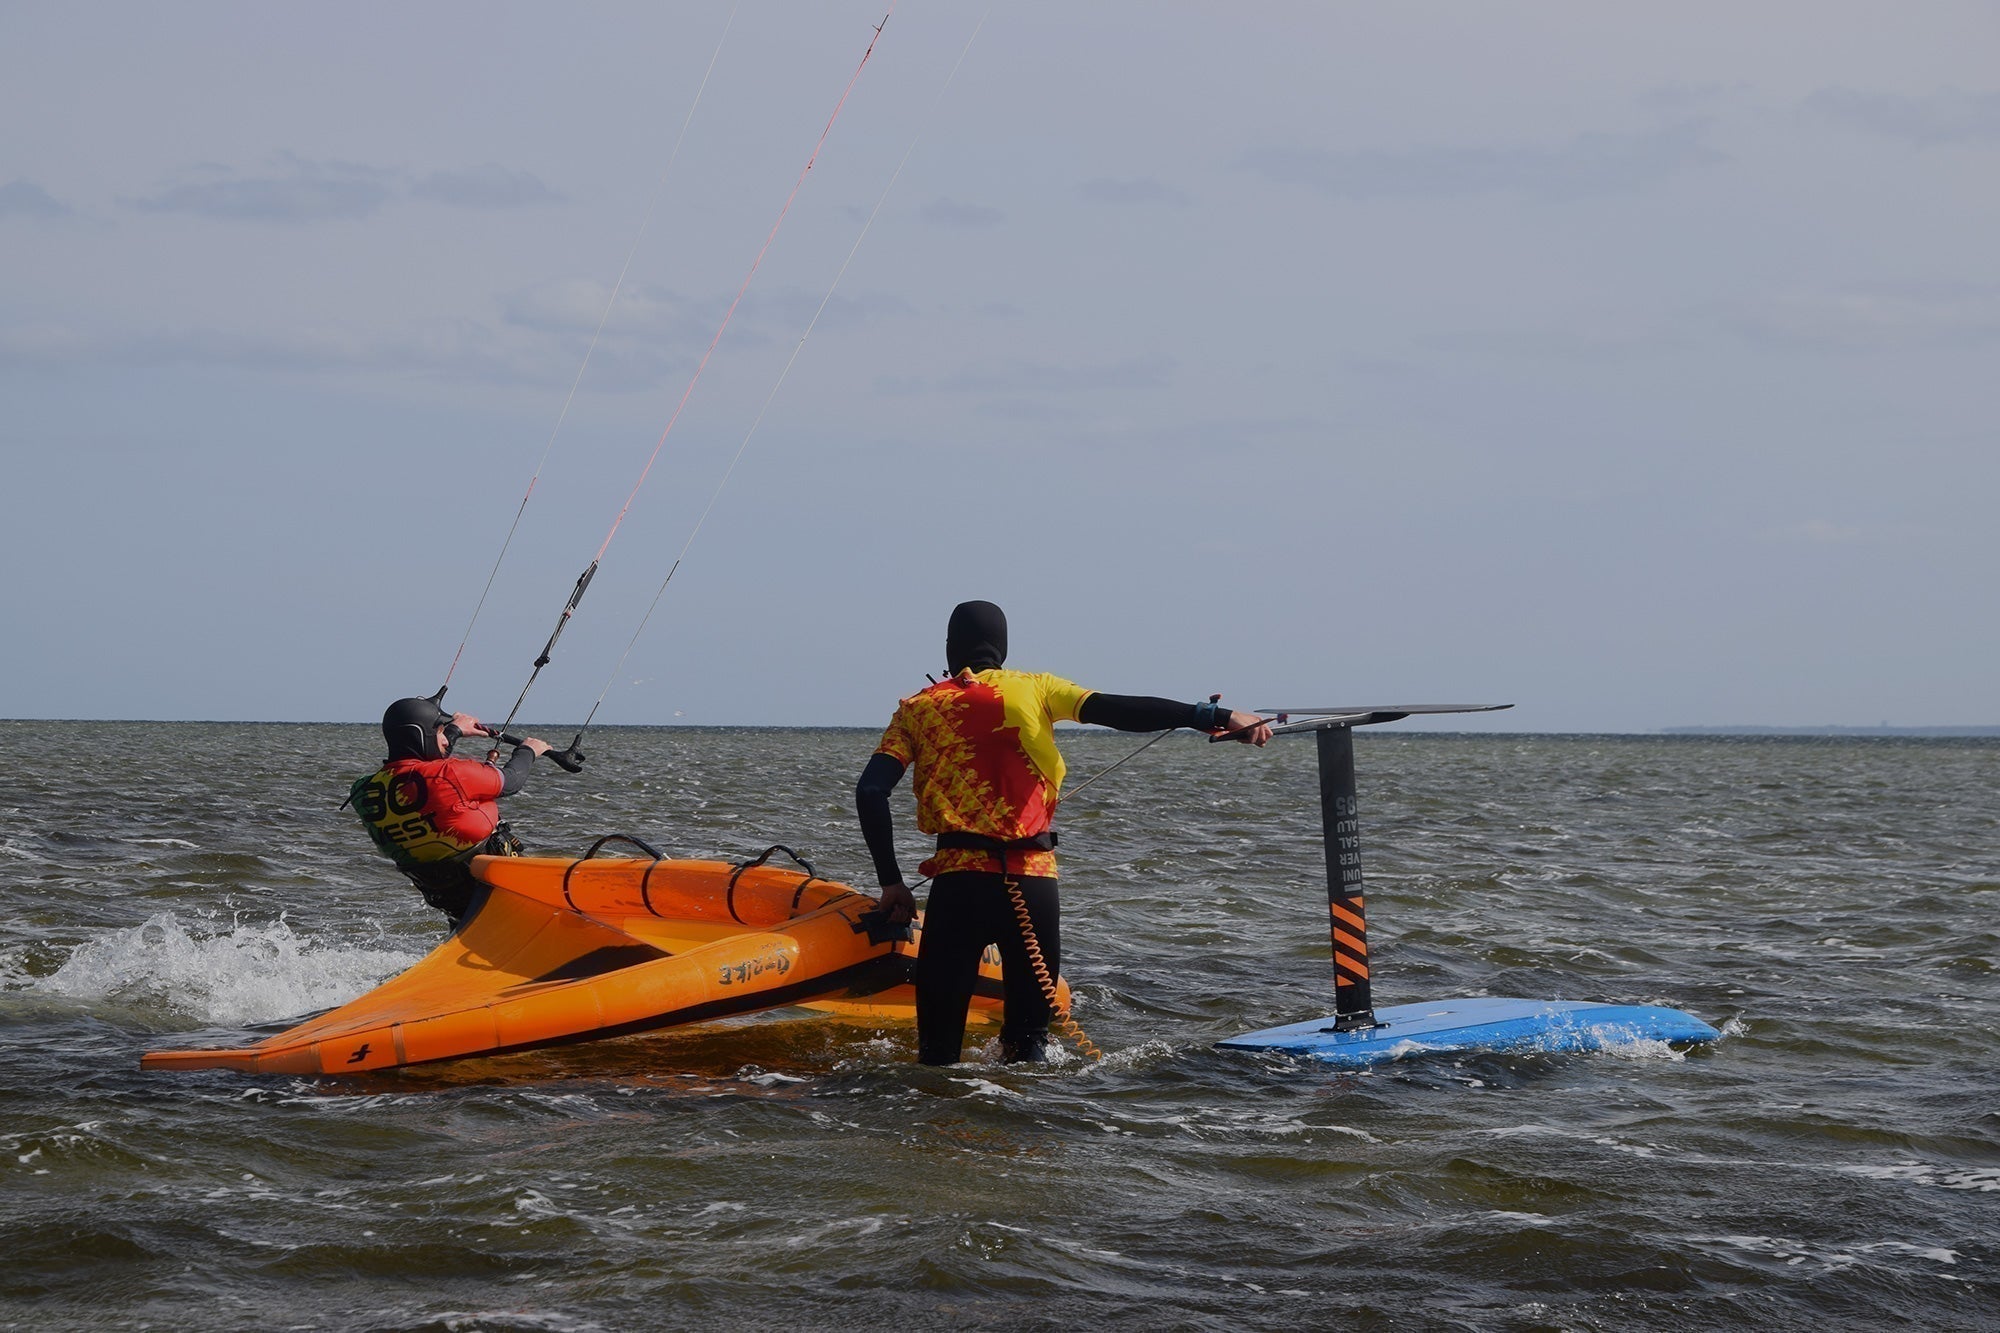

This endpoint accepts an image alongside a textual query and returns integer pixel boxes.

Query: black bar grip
[490,732,585,772]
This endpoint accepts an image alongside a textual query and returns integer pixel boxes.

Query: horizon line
[3,717,1997,737]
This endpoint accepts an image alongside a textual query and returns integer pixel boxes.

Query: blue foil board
[1218,996,1720,1067]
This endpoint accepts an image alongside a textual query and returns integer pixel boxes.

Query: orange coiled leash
[990,703,1225,1064]
[1003,876,1102,1063]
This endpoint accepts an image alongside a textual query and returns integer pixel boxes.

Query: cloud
[1410,312,1696,364]
[741,287,916,332]
[1079,177,1192,208]
[878,355,1176,397]
[1722,282,2000,350]
[412,163,561,209]
[1238,121,1723,200]
[1638,82,1752,115]
[0,319,563,387]
[0,274,916,397]
[501,280,911,361]
[941,355,1175,394]
[127,154,561,223]
[132,156,395,222]
[504,279,698,340]
[1364,282,2000,368]
[0,180,70,219]
[920,196,1004,228]
[1031,412,1331,455]
[1765,519,1866,545]
[1806,87,2000,146]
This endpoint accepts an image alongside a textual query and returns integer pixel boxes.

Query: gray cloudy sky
[3,2,1994,732]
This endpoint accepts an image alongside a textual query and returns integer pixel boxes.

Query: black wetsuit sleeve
[497,745,537,797]
[855,752,907,886]
[1078,692,1204,733]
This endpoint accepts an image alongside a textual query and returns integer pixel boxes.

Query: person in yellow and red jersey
[855,600,1270,1065]
[349,695,559,923]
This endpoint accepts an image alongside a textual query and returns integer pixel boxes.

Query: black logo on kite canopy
[347,1044,372,1063]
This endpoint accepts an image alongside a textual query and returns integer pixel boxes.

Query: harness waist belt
[933,830,1057,853]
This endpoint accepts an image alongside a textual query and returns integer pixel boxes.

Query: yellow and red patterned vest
[875,668,1094,878]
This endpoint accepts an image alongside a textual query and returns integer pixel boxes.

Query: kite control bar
[493,731,587,773]
[430,687,586,772]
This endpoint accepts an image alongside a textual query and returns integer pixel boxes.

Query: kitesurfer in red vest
[350,695,557,922]
[855,600,1271,1065]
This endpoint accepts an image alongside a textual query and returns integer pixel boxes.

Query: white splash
[1706,1232,1961,1274]
[1587,1032,1687,1062]
[1838,1162,2000,1193]
[29,911,422,1027]
[949,1076,1017,1099]
[742,1070,809,1087]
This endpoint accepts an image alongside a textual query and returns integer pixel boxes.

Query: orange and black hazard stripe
[1329,889,1374,1019]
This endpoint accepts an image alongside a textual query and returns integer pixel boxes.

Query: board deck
[1218,996,1720,1067]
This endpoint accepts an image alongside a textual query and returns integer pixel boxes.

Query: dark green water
[2,723,1995,1330]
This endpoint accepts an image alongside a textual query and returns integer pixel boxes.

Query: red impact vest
[351,756,506,867]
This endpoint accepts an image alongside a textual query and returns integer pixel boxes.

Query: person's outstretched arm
[1079,693,1271,744]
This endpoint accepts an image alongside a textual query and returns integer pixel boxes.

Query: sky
[2,2,1995,732]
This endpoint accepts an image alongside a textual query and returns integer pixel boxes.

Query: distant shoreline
[1661,725,2000,737]
[2,718,1997,738]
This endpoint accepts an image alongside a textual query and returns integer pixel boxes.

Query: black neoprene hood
[946,600,1008,674]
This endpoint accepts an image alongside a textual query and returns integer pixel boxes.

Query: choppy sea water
[0,721,1994,1331]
